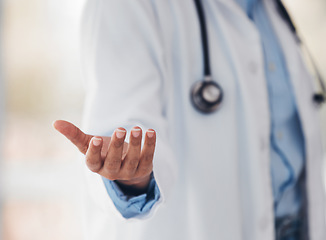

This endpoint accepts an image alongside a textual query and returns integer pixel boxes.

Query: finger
[53,120,93,154]
[85,137,104,173]
[99,136,113,159]
[120,127,142,178]
[136,129,156,176]
[101,128,126,179]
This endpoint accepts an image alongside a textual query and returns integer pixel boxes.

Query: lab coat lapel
[264,1,326,239]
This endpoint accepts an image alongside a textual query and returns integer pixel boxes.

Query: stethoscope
[191,0,326,114]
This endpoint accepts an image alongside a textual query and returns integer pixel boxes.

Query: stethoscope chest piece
[191,79,224,113]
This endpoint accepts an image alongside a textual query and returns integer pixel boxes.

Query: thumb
[53,120,93,154]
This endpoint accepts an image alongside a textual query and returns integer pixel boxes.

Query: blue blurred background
[0,0,325,239]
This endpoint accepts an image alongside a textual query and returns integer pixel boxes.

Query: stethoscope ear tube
[276,0,326,106]
[313,93,326,105]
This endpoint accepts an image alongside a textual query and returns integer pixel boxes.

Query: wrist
[115,174,152,196]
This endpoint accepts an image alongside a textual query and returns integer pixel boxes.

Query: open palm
[53,120,156,193]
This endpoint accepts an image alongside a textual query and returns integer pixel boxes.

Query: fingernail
[132,128,141,138]
[147,130,155,138]
[93,137,102,146]
[116,129,126,139]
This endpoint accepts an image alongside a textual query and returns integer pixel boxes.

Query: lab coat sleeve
[80,0,177,219]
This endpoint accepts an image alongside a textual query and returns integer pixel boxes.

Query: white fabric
[80,0,326,239]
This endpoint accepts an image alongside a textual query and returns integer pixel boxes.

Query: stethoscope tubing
[191,0,325,114]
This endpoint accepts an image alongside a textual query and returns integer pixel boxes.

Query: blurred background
[0,0,325,239]
[1,0,85,239]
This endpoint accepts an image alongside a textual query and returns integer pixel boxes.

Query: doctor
[54,0,326,239]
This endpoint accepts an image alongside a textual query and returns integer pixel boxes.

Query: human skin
[53,120,156,195]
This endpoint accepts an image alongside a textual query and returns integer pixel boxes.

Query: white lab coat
[80,0,326,239]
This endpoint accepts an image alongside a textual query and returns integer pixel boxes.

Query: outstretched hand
[53,120,156,194]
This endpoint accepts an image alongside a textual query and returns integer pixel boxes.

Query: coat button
[260,137,267,150]
[268,62,276,72]
[276,131,283,140]
[249,61,258,74]
[260,216,269,230]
